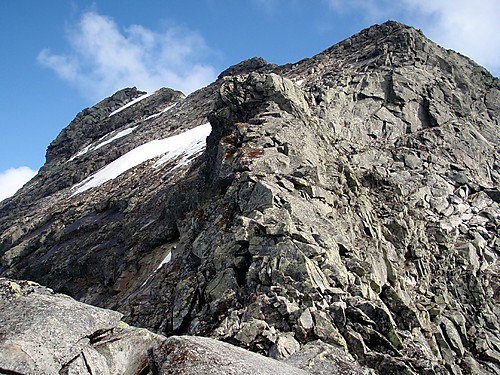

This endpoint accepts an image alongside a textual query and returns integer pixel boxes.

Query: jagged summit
[320,20,470,65]
[45,87,184,164]
[218,57,273,79]
[0,22,499,374]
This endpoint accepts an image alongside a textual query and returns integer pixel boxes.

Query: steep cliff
[0,21,498,374]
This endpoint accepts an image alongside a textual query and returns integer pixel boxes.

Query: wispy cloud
[0,167,37,202]
[401,0,500,75]
[38,12,217,100]
[326,0,500,76]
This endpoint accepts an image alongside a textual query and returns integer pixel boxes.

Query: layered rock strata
[0,21,498,374]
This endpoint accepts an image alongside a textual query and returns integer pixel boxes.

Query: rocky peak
[218,57,273,79]
[1,22,499,374]
[45,87,184,164]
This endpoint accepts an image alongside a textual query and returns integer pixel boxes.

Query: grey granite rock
[0,21,498,374]
[285,340,375,374]
[152,335,310,374]
[0,278,164,375]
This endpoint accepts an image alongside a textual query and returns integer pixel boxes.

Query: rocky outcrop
[150,335,310,374]
[0,278,164,374]
[1,278,368,374]
[285,340,374,374]
[0,21,498,374]
[218,57,274,79]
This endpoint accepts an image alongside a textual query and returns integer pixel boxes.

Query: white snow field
[73,123,212,195]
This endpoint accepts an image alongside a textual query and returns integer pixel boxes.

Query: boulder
[149,335,310,375]
[0,278,165,375]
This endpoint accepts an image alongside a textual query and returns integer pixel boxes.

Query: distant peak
[218,57,271,79]
[316,19,432,63]
[363,20,422,34]
[352,20,425,44]
[380,20,414,29]
[109,87,146,103]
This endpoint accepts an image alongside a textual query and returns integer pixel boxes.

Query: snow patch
[153,122,210,169]
[295,79,304,87]
[108,92,154,117]
[140,250,172,288]
[68,126,137,161]
[94,127,137,151]
[72,123,212,195]
[69,145,92,161]
[155,251,172,271]
[144,113,161,121]
[144,102,178,121]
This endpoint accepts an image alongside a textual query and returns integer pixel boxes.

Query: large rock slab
[151,335,310,375]
[0,278,165,375]
[285,340,374,375]
[0,278,320,374]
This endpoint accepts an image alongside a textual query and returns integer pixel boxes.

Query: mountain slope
[1,21,499,374]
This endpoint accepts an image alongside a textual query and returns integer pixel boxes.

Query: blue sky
[0,0,499,201]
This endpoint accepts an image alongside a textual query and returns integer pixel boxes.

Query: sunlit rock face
[1,21,499,374]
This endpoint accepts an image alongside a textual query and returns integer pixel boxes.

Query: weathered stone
[269,333,301,359]
[0,20,498,375]
[380,285,421,330]
[214,310,241,338]
[403,153,422,169]
[276,295,300,316]
[152,335,311,374]
[205,268,238,302]
[285,340,374,374]
[0,278,166,375]
[437,315,465,357]
[234,318,269,346]
[298,308,315,331]
[243,181,275,213]
[355,300,403,350]
[0,278,320,375]
[311,310,347,349]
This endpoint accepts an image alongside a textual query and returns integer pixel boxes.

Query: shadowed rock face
[0,21,499,374]
[0,278,326,375]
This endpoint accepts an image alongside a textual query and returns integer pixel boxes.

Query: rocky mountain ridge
[0,21,499,374]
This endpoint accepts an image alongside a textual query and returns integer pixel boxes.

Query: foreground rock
[151,335,310,375]
[2,278,370,374]
[285,340,374,374]
[0,21,499,374]
[0,278,165,374]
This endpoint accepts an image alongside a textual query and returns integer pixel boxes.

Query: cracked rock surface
[0,278,163,375]
[0,21,498,374]
[0,278,329,375]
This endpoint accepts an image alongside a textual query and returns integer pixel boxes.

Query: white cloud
[326,0,500,76]
[38,12,217,100]
[0,167,37,202]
